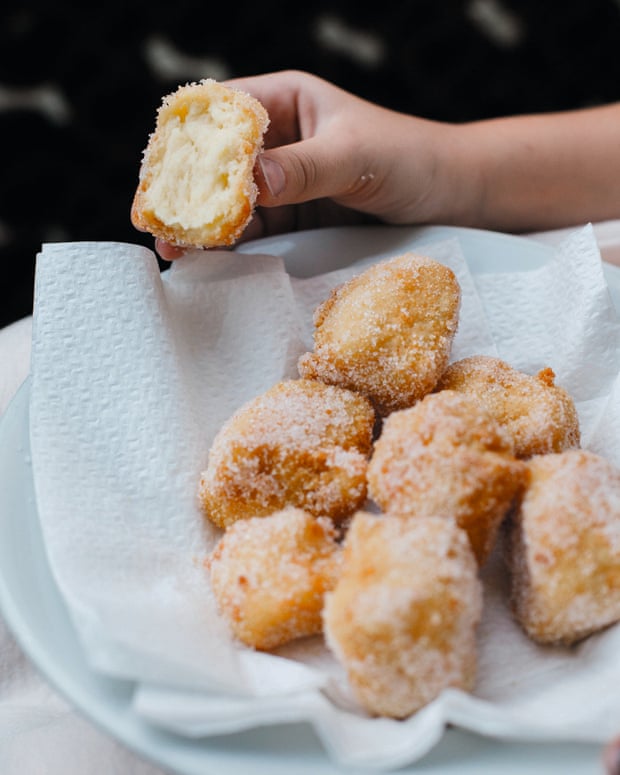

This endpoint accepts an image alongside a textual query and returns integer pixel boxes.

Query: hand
[155,70,620,261]
[156,70,469,260]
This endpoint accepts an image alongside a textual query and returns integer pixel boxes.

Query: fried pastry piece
[367,390,527,564]
[323,512,482,718]
[131,79,269,248]
[199,379,375,529]
[506,449,620,645]
[437,355,580,458]
[298,253,461,415]
[209,508,342,650]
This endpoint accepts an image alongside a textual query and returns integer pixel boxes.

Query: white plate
[0,225,615,775]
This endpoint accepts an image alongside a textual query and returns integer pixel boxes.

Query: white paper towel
[28,226,620,770]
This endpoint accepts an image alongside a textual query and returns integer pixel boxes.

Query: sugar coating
[507,449,620,645]
[131,79,269,248]
[298,253,461,415]
[199,379,376,528]
[323,512,482,718]
[437,355,580,458]
[367,390,527,565]
[209,508,343,650]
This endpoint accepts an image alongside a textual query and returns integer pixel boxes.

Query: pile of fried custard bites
[133,81,620,720]
[199,251,620,720]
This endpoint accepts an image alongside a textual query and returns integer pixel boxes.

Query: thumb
[256,136,363,207]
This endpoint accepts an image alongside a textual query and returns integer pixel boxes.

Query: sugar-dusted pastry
[367,390,527,564]
[298,253,461,415]
[208,508,342,650]
[199,379,375,529]
[323,512,482,718]
[506,449,620,645]
[436,355,580,458]
[131,79,269,248]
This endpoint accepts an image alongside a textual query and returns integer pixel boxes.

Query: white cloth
[3,221,620,773]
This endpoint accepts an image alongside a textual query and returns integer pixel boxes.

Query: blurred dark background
[3,0,620,328]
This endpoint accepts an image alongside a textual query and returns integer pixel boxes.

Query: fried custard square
[199,379,376,528]
[209,508,342,650]
[507,449,620,645]
[323,512,482,718]
[298,253,461,415]
[367,390,527,564]
[132,79,269,248]
[437,355,580,458]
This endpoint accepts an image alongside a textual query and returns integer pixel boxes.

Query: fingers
[146,71,374,256]
[155,239,186,261]
[255,133,367,208]
[225,70,322,148]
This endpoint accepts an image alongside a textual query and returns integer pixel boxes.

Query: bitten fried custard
[298,253,461,415]
[131,79,269,248]
[436,355,580,458]
[506,449,620,645]
[209,508,342,650]
[323,512,482,718]
[367,390,527,565]
[199,379,375,529]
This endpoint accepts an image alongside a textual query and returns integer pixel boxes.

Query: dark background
[3,0,620,329]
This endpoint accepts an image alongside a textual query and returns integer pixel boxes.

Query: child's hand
[157,70,467,259]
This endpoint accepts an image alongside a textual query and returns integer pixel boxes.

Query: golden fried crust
[323,512,482,718]
[198,379,376,528]
[436,355,580,458]
[298,253,461,415]
[506,449,620,645]
[367,390,527,565]
[131,79,269,248]
[209,508,342,650]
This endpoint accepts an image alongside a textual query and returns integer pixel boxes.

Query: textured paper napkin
[28,226,620,770]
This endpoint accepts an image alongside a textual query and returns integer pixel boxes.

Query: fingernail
[259,156,285,197]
